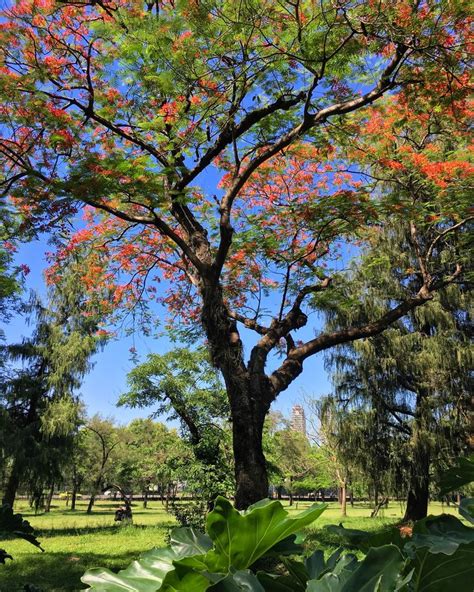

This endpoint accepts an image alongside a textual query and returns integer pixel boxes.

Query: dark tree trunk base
[2,465,20,508]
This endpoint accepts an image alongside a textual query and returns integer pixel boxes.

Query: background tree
[83,415,121,515]
[0,0,471,507]
[269,427,314,506]
[311,397,358,517]
[120,348,233,520]
[322,225,472,520]
[0,281,103,508]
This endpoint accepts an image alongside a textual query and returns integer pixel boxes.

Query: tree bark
[2,462,20,508]
[340,483,347,517]
[44,481,54,513]
[200,278,271,509]
[71,487,77,511]
[404,393,431,522]
[86,493,96,514]
[231,399,269,508]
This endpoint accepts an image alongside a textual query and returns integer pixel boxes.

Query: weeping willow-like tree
[323,220,472,521]
[0,265,105,507]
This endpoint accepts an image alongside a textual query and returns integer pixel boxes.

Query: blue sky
[4,237,332,427]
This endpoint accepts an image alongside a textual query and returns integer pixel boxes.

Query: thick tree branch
[269,280,451,396]
[228,311,269,335]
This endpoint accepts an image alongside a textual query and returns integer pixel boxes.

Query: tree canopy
[0,0,471,507]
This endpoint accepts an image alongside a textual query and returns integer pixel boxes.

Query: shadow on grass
[34,523,168,538]
[0,550,146,592]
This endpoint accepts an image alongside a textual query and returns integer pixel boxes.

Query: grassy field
[0,499,459,592]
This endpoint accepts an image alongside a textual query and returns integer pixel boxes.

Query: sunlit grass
[0,499,458,591]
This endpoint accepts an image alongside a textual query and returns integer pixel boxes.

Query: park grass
[0,499,459,592]
[1,500,176,592]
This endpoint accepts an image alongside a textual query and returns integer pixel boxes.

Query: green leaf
[204,497,326,572]
[307,545,406,592]
[305,550,326,580]
[81,547,179,591]
[161,565,219,592]
[281,557,308,590]
[212,569,266,591]
[170,528,212,556]
[407,542,474,592]
[0,504,43,555]
[410,514,474,555]
[459,498,474,524]
[439,454,474,496]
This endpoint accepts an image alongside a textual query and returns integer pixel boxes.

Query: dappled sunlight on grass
[1,500,176,591]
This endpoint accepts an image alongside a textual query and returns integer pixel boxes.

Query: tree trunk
[200,277,273,509]
[44,482,55,513]
[404,393,431,522]
[86,494,95,514]
[404,473,429,521]
[71,487,77,511]
[340,483,347,517]
[143,490,148,509]
[2,462,20,507]
[232,402,268,509]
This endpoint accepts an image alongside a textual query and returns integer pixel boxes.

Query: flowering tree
[0,0,471,507]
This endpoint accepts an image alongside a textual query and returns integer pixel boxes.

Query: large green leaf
[82,527,211,591]
[410,514,474,555]
[0,504,43,553]
[307,545,406,592]
[211,569,266,591]
[161,498,327,590]
[82,548,179,591]
[406,541,474,592]
[169,528,212,557]
[306,557,357,592]
[205,497,327,572]
[439,454,474,496]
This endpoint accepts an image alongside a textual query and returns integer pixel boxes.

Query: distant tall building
[290,404,306,437]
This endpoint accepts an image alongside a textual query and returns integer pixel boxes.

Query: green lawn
[0,499,459,592]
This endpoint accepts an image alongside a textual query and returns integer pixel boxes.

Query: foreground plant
[0,504,43,564]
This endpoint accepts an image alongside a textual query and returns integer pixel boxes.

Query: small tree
[120,348,233,504]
